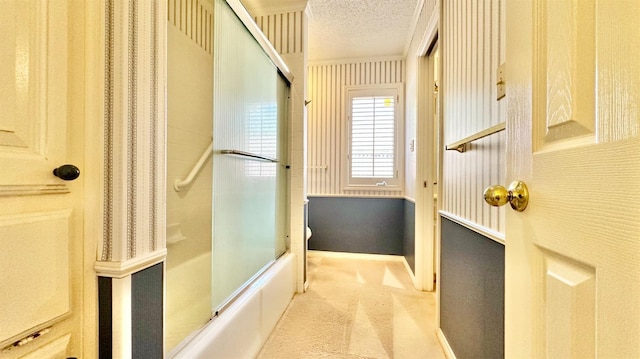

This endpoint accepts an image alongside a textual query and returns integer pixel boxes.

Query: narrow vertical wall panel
[480,0,490,228]
[332,64,339,195]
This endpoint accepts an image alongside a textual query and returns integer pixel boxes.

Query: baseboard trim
[402,256,417,286]
[307,250,404,262]
[436,328,457,359]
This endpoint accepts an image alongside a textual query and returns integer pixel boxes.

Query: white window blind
[245,102,277,177]
[351,95,396,178]
[344,85,403,190]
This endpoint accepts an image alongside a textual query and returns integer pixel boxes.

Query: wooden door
[505,1,640,358]
[0,2,88,358]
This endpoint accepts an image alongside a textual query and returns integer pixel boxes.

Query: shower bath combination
[165,0,294,356]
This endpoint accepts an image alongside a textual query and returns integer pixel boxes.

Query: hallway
[257,253,445,358]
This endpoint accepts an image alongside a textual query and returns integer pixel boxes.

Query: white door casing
[0,1,93,358]
[415,6,439,292]
[505,1,640,358]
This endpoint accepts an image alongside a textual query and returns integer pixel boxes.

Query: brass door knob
[483,180,529,212]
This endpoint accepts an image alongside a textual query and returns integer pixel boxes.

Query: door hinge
[433,273,437,283]
[423,180,427,188]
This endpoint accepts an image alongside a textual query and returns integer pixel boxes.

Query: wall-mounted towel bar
[174,142,213,192]
[446,122,505,153]
[220,149,278,163]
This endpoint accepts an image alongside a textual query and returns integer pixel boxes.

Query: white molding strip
[403,0,426,56]
[95,249,167,278]
[307,194,406,199]
[244,0,308,16]
[416,1,440,57]
[436,328,457,359]
[309,55,405,67]
[0,184,69,197]
[439,211,505,245]
[225,0,293,83]
[308,250,405,262]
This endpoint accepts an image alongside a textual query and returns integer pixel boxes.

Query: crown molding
[242,0,309,16]
[308,55,405,67]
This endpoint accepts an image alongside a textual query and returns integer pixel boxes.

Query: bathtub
[166,252,212,351]
[169,252,296,358]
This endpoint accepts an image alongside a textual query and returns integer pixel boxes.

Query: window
[245,101,277,177]
[344,85,403,190]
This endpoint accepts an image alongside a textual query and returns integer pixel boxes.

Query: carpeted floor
[257,252,445,359]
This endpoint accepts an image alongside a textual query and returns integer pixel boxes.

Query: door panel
[540,0,595,142]
[0,210,72,344]
[506,1,640,358]
[541,249,596,358]
[0,1,83,358]
[0,1,67,186]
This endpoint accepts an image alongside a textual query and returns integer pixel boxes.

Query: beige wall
[165,2,215,349]
[166,2,214,268]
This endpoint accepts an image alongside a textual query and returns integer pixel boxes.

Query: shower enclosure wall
[166,0,291,353]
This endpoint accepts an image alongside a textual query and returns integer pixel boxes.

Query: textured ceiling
[307,0,419,62]
[242,0,420,62]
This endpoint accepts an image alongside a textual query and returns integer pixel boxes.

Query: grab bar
[445,122,505,153]
[220,149,278,163]
[174,142,213,192]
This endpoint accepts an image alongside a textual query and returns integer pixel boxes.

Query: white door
[0,2,89,358]
[504,1,640,358]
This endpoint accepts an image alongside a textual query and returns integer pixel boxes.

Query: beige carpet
[257,252,445,359]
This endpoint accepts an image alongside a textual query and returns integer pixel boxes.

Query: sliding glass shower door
[211,0,289,312]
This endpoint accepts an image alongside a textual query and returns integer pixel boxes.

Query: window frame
[342,83,404,191]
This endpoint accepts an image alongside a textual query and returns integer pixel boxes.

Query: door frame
[81,1,107,357]
[414,7,440,292]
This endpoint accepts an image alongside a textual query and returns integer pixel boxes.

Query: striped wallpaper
[253,11,306,54]
[307,59,406,197]
[441,0,506,233]
[167,0,213,54]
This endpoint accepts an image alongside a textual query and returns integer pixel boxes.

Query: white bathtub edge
[171,252,296,359]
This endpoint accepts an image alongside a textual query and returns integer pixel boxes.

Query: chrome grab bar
[220,149,278,163]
